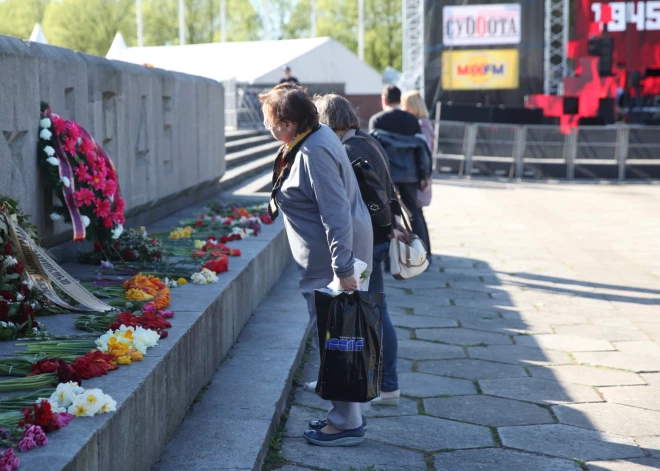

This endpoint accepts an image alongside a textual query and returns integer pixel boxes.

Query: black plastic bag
[314,290,383,403]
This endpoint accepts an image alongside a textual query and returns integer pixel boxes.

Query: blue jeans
[369,242,399,392]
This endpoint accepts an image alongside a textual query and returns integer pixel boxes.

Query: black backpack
[346,134,392,236]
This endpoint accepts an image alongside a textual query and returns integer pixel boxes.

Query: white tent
[29,24,49,44]
[106,37,383,95]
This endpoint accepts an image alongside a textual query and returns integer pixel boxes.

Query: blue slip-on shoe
[303,425,366,447]
[309,416,367,431]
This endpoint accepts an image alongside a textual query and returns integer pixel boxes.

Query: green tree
[0,0,51,40]
[41,0,136,56]
[282,0,400,73]
[142,0,261,46]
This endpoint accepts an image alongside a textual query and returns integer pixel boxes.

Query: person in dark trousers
[278,66,300,85]
[369,85,432,261]
[315,93,405,407]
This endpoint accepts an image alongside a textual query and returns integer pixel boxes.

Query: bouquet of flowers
[37,102,125,244]
[0,197,49,338]
[81,228,163,264]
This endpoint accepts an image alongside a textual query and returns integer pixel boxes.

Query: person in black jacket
[315,93,404,406]
[369,85,432,260]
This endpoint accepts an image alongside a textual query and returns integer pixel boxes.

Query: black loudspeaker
[588,36,614,77]
[599,98,616,124]
[564,97,579,114]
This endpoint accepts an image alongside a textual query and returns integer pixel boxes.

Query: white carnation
[40,117,52,129]
[61,176,70,188]
[191,272,207,285]
[39,129,52,140]
[111,224,124,240]
[49,213,62,221]
[44,146,55,156]
[82,215,91,228]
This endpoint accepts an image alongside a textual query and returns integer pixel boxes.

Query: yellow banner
[442,49,519,90]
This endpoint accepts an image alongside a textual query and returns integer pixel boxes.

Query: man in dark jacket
[369,85,432,258]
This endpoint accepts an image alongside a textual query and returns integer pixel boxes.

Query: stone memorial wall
[0,35,225,244]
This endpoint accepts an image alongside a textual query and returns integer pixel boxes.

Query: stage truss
[401,0,424,96]
[544,0,570,95]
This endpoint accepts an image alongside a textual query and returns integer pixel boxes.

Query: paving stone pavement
[266,180,660,471]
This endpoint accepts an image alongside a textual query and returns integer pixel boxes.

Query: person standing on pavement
[369,85,433,260]
[314,93,404,406]
[279,65,300,85]
[259,83,372,447]
[401,90,434,208]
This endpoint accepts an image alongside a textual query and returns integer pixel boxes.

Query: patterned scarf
[268,125,320,221]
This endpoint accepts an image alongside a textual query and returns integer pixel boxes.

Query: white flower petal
[46,156,59,166]
[40,117,52,129]
[44,146,55,156]
[39,129,52,140]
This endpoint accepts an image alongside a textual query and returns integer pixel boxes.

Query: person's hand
[339,275,358,291]
[420,178,431,191]
[389,228,407,242]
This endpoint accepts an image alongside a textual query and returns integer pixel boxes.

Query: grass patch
[403,307,414,315]
[488,426,503,447]
[571,458,588,470]
[449,299,456,306]
[473,380,483,394]
[349,466,385,471]
[404,288,414,295]
[192,382,211,405]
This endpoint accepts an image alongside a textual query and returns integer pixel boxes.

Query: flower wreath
[37,102,125,243]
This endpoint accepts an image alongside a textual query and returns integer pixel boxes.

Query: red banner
[575,0,660,71]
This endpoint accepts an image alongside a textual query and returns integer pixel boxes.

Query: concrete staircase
[220,129,278,195]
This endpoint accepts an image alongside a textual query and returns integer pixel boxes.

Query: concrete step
[18,197,293,471]
[219,154,276,191]
[231,170,273,197]
[226,128,266,142]
[152,265,308,471]
[226,133,275,154]
[226,140,280,169]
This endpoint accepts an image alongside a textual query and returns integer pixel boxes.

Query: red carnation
[261,213,274,224]
[230,248,241,256]
[203,255,229,274]
[74,163,92,183]
[90,173,106,192]
[102,217,114,229]
[19,284,29,298]
[0,291,14,302]
[4,241,12,256]
[94,199,111,219]
[219,235,229,244]
[68,122,82,142]
[79,137,95,160]
[122,249,136,260]
[195,219,203,227]
[103,179,117,197]
[192,250,206,259]
[74,188,95,207]
[62,136,78,156]
[112,211,125,225]
[52,115,67,135]
[94,241,106,251]
[13,262,23,276]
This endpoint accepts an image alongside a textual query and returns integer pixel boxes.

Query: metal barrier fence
[434,121,660,179]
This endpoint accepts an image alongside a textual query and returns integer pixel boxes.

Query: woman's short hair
[258,83,319,133]
[314,94,360,131]
[401,90,430,119]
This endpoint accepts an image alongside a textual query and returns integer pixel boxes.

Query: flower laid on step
[124,274,170,310]
[37,103,125,244]
[70,350,117,379]
[202,255,229,275]
[108,306,172,339]
[40,383,116,418]
[17,424,48,452]
[82,228,163,265]
[191,268,219,285]
[95,325,159,359]
[20,399,74,433]
[169,226,195,239]
[0,448,20,470]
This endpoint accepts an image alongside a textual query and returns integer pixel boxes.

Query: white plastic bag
[326,259,370,294]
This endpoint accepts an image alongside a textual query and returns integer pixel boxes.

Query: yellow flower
[116,355,132,365]
[194,240,205,249]
[177,278,187,285]
[71,403,88,417]
[126,288,153,301]
[128,349,143,361]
